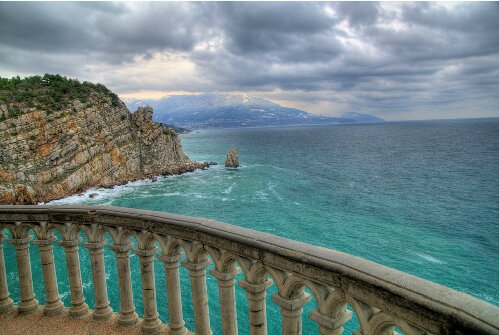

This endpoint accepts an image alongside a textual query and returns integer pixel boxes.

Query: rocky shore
[0,76,211,204]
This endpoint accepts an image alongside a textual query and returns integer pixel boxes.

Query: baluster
[210,265,241,335]
[349,298,377,335]
[83,239,113,320]
[309,308,352,335]
[0,232,14,313]
[109,243,138,326]
[31,231,64,316]
[57,223,89,318]
[272,292,311,335]
[238,279,273,335]
[306,284,352,335]
[134,245,163,335]
[8,224,39,314]
[157,252,188,335]
[182,257,212,335]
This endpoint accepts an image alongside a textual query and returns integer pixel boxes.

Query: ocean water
[3,119,499,334]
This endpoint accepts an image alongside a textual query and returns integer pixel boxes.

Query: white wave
[253,191,269,201]
[222,184,234,194]
[193,193,209,199]
[267,182,282,201]
[40,167,215,205]
[162,192,182,197]
[42,178,153,205]
[247,163,290,173]
[130,192,183,200]
[82,281,93,290]
[413,252,444,264]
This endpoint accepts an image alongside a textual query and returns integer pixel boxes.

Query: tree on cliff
[0,74,119,119]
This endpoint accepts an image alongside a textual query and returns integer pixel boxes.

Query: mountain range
[123,93,384,129]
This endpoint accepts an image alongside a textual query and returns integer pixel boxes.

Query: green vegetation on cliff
[0,74,120,120]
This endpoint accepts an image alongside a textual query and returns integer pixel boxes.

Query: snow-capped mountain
[123,93,384,129]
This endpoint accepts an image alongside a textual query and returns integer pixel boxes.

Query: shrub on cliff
[0,74,119,119]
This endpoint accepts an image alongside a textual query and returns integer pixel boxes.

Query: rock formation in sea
[225,147,239,168]
[0,74,209,204]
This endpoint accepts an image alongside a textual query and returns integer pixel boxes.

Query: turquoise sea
[4,119,499,333]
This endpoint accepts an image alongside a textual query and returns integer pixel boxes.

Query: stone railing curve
[0,205,498,335]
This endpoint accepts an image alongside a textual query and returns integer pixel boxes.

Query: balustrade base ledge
[0,297,14,313]
[118,311,140,327]
[139,322,167,335]
[168,323,189,335]
[17,298,39,315]
[93,305,114,322]
[43,299,65,316]
[0,305,193,335]
[68,302,89,319]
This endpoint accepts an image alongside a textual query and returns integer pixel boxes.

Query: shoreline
[33,160,214,205]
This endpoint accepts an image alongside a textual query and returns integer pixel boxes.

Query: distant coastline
[124,93,385,130]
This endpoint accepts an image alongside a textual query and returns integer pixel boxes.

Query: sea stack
[225,147,239,168]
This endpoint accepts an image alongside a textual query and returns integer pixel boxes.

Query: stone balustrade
[0,205,498,335]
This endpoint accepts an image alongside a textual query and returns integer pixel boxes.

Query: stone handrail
[0,205,497,335]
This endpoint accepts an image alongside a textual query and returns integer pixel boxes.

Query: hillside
[124,93,384,129]
[0,74,207,204]
[341,112,385,123]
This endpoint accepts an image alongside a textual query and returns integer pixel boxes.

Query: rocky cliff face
[0,77,206,204]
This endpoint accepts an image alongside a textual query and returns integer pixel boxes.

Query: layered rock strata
[0,99,206,204]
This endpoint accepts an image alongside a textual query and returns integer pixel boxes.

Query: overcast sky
[1,2,498,120]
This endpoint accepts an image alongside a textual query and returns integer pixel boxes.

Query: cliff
[0,74,207,204]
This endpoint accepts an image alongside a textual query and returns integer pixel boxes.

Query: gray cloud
[0,1,498,120]
[335,1,380,27]
[216,2,338,56]
[0,2,207,63]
